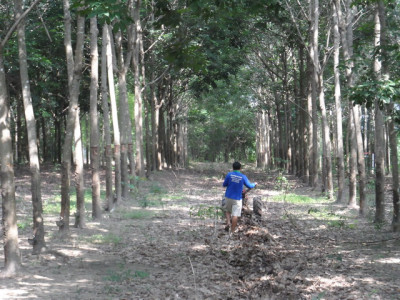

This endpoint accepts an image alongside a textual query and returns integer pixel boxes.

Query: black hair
[233,161,241,170]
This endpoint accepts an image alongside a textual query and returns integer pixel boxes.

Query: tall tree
[333,4,345,203]
[73,109,85,228]
[0,0,41,275]
[14,0,46,253]
[310,0,320,189]
[89,16,102,219]
[100,24,114,211]
[105,24,122,205]
[375,0,400,231]
[59,0,85,232]
[373,3,385,223]
[133,0,145,176]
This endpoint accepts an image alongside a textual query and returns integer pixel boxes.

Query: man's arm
[222,174,229,187]
[243,175,257,189]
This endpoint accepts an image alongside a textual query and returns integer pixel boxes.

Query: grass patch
[308,208,358,229]
[270,193,328,204]
[122,210,154,219]
[17,219,31,231]
[43,189,101,215]
[149,183,167,195]
[163,193,185,201]
[84,233,122,245]
[190,205,224,220]
[103,267,150,282]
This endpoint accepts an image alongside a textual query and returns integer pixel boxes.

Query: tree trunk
[310,0,319,188]
[353,105,367,215]
[74,110,85,228]
[89,16,101,219]
[0,52,21,274]
[105,25,121,205]
[333,5,345,203]
[377,0,400,231]
[0,0,40,274]
[388,103,400,231]
[15,0,46,253]
[115,25,132,199]
[59,0,85,233]
[319,71,333,199]
[100,25,113,211]
[133,0,145,176]
[373,4,385,223]
[145,100,151,177]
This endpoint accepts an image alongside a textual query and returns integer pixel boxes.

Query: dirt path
[1,163,400,299]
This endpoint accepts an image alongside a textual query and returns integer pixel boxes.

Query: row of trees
[1,0,399,276]
[2,0,273,275]
[247,0,400,231]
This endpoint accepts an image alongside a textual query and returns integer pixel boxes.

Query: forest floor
[1,162,400,300]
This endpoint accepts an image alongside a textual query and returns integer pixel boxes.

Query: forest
[1,0,400,298]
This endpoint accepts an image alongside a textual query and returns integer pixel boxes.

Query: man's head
[233,161,241,170]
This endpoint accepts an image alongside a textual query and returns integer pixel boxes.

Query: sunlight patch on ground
[0,289,32,299]
[76,279,91,283]
[32,275,54,281]
[305,275,353,292]
[191,244,207,251]
[376,257,400,264]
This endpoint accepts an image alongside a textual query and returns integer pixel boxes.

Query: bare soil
[1,162,400,300]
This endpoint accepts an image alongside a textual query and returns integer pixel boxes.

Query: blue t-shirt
[223,170,256,200]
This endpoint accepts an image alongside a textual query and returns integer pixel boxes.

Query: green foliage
[349,78,400,109]
[188,76,256,162]
[73,0,133,30]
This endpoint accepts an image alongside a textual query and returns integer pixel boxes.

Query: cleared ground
[1,162,399,299]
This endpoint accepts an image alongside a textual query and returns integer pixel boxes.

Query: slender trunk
[105,25,121,205]
[388,103,400,231]
[0,53,21,273]
[348,109,357,207]
[133,0,144,176]
[0,0,40,270]
[310,0,319,188]
[60,1,85,233]
[333,5,345,203]
[319,72,333,199]
[377,0,400,231]
[145,101,151,177]
[74,110,85,228]
[101,25,113,211]
[89,17,101,219]
[115,27,132,199]
[373,5,385,223]
[353,106,366,215]
[15,0,46,253]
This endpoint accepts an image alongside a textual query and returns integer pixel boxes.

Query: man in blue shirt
[223,161,257,233]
